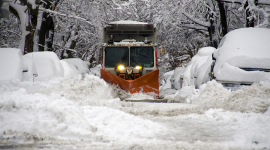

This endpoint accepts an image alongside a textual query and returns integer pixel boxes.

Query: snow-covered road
[0,74,270,150]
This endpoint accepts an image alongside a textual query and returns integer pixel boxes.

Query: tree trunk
[217,1,228,36]
[36,0,59,51]
[45,17,54,51]
[207,0,218,48]
[9,0,40,54]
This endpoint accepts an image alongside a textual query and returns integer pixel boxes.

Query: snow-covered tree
[1,0,269,69]
[7,0,40,54]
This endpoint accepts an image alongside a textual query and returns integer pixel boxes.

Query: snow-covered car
[25,51,64,77]
[182,47,216,88]
[22,56,38,82]
[0,48,39,82]
[62,58,90,74]
[0,48,24,82]
[211,28,270,89]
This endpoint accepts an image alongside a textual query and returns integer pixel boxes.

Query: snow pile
[0,75,166,145]
[89,64,101,76]
[201,109,270,148]
[195,80,270,113]
[0,88,96,143]
[39,75,117,107]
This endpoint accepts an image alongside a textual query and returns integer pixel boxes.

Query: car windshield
[105,47,129,67]
[130,47,154,67]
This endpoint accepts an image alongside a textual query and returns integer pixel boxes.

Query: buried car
[211,28,270,89]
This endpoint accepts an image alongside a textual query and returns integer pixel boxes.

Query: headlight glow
[118,65,125,70]
[135,66,142,70]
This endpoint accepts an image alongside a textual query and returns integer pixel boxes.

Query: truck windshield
[105,47,129,67]
[130,47,154,67]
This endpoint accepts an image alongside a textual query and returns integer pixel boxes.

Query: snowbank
[190,80,270,113]
[0,74,166,145]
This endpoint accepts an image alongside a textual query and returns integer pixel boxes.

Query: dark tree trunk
[208,18,218,48]
[37,0,59,51]
[67,40,77,58]
[45,16,54,51]
[217,1,228,36]
[206,0,218,48]
[9,0,40,54]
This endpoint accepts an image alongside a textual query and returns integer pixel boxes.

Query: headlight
[117,65,125,70]
[135,66,142,70]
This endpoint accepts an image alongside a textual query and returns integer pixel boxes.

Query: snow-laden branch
[40,8,94,26]
[181,24,208,31]
[182,12,210,27]
[218,0,270,5]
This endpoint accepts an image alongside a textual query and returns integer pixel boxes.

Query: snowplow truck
[100,21,159,96]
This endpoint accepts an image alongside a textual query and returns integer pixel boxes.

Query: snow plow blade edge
[100,69,159,95]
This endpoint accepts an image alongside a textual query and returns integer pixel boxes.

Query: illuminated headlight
[117,65,125,70]
[135,66,142,70]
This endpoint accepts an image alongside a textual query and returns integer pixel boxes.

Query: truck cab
[100,21,159,95]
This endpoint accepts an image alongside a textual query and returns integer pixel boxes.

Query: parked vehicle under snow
[211,28,270,89]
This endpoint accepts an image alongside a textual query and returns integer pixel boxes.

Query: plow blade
[100,69,159,95]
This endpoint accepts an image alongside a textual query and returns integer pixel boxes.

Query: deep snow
[1,72,270,149]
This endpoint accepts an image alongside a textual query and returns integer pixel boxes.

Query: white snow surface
[62,58,90,74]
[25,52,64,77]
[0,75,166,147]
[1,70,270,149]
[60,60,78,79]
[181,47,216,88]
[0,48,24,82]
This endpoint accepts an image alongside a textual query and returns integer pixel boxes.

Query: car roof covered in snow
[214,28,270,69]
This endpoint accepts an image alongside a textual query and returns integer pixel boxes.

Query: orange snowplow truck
[100,21,159,96]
